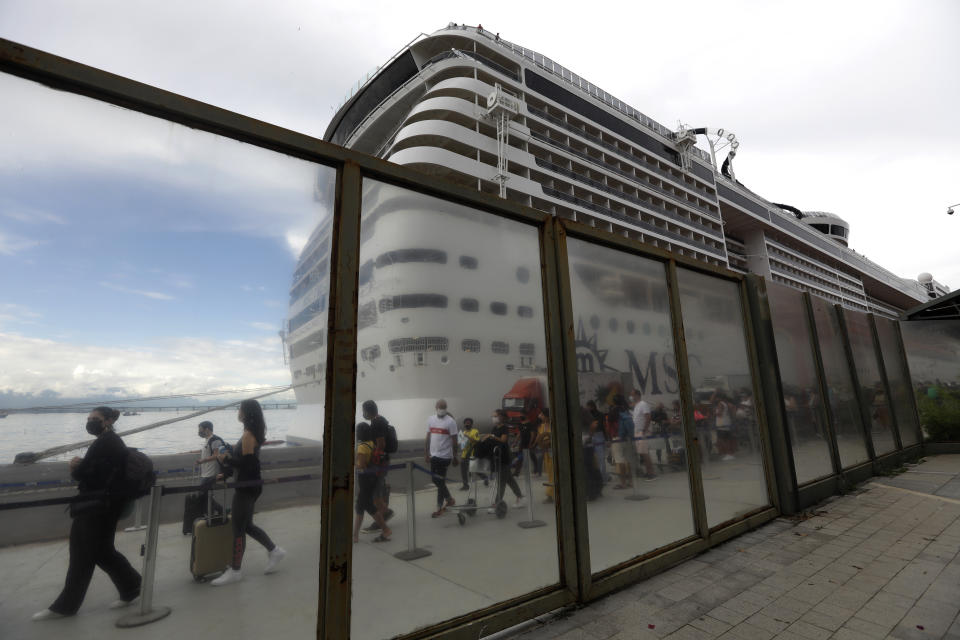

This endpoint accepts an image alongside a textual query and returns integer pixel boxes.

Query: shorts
[635,437,649,455]
[612,441,631,464]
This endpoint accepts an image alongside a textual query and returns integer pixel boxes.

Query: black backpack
[120,448,156,499]
[384,424,398,454]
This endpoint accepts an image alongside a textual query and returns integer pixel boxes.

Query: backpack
[384,423,398,454]
[119,448,156,499]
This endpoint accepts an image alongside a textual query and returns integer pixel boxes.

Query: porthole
[516,266,530,283]
[590,315,600,330]
[626,320,635,334]
[609,318,618,332]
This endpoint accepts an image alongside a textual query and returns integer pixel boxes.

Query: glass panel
[351,180,558,639]
[844,312,897,455]
[875,318,920,447]
[0,72,331,636]
[901,320,960,442]
[766,283,834,483]
[676,269,769,527]
[809,298,869,467]
[566,238,694,572]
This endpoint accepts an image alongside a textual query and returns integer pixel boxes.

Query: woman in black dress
[211,399,286,585]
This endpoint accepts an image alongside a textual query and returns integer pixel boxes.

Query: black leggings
[496,462,523,503]
[50,505,141,615]
[231,489,275,570]
[430,456,452,508]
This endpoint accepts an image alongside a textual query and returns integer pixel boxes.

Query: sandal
[372,534,390,543]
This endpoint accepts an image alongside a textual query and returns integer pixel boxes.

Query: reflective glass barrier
[809,298,869,467]
[0,72,332,636]
[565,239,694,572]
[843,312,896,455]
[875,319,920,447]
[350,180,559,639]
[765,283,834,483]
[901,320,960,442]
[676,269,768,527]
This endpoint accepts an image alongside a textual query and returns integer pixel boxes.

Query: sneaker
[361,522,381,533]
[32,609,65,621]
[459,484,470,491]
[722,454,735,461]
[211,567,242,586]
[431,508,446,518]
[444,497,456,508]
[264,546,286,574]
[644,474,658,481]
[109,595,139,609]
[487,507,496,514]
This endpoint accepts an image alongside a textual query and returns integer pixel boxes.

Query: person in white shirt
[424,399,459,517]
[630,391,657,480]
[195,421,224,515]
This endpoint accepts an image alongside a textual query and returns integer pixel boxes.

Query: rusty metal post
[318,162,362,640]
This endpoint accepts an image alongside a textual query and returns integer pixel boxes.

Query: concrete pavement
[508,455,960,640]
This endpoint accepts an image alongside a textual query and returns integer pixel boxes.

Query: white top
[427,414,458,459]
[631,401,651,439]
[200,435,221,478]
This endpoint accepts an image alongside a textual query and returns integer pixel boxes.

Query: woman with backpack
[33,407,142,620]
[211,399,286,586]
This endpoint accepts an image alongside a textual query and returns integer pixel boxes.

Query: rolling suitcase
[189,484,232,581]
[182,492,205,535]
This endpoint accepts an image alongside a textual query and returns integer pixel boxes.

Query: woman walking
[212,399,286,585]
[33,407,141,620]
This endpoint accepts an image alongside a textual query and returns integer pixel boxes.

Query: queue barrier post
[626,437,650,502]
[518,453,546,529]
[394,461,431,561]
[116,484,172,627]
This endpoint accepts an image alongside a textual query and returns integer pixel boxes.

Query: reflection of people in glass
[532,408,554,503]
[586,400,608,482]
[33,407,141,620]
[212,399,286,586]
[458,417,481,491]
[712,390,736,461]
[630,391,656,480]
[353,422,391,543]
[609,395,634,489]
[488,409,523,507]
[424,399,459,518]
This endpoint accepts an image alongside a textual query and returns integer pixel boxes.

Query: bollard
[123,496,148,532]
[625,438,649,502]
[518,454,546,529]
[394,461,431,561]
[116,485,172,627]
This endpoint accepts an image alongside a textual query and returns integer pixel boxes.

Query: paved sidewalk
[512,455,960,640]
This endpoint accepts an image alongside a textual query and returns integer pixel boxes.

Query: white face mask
[437,409,447,417]
[491,416,499,424]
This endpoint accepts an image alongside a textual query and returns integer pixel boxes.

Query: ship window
[460,298,479,312]
[360,345,381,362]
[379,294,448,312]
[517,305,534,318]
[288,297,325,333]
[388,337,449,353]
[293,370,302,379]
[376,248,447,268]
[490,302,508,315]
[305,365,316,378]
[811,223,830,234]
[642,322,651,335]
[590,314,600,330]
[609,318,618,332]
[461,339,481,353]
[492,341,510,354]
[358,260,375,286]
[519,343,535,356]
[516,266,530,283]
[627,320,636,334]
[290,329,325,359]
[414,352,425,367]
[830,225,847,238]
[459,255,478,269]
[358,301,377,330]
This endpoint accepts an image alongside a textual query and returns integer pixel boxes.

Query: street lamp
[948,202,960,215]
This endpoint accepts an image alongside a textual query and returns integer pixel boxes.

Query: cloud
[0,303,42,330]
[249,322,277,331]
[99,281,175,301]
[0,331,291,400]
[0,230,40,255]
[2,207,68,225]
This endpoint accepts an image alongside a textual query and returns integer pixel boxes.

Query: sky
[0,0,958,407]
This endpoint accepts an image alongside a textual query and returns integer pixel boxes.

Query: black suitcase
[182,492,205,535]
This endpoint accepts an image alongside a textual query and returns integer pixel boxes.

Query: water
[0,409,300,464]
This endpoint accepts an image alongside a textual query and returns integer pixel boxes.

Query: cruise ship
[285,24,947,439]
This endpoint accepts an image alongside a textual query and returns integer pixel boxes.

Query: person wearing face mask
[33,407,142,621]
[424,399,459,517]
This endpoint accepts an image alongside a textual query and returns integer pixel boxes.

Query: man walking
[196,420,225,514]
[424,399,458,517]
[360,400,394,532]
[630,391,657,480]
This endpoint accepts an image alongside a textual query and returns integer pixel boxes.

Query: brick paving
[512,456,960,640]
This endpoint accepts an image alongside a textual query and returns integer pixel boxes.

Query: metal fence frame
[0,36,927,639]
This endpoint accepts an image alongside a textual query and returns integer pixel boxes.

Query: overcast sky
[1,0,958,405]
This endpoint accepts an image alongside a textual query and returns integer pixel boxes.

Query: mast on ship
[485,83,520,198]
